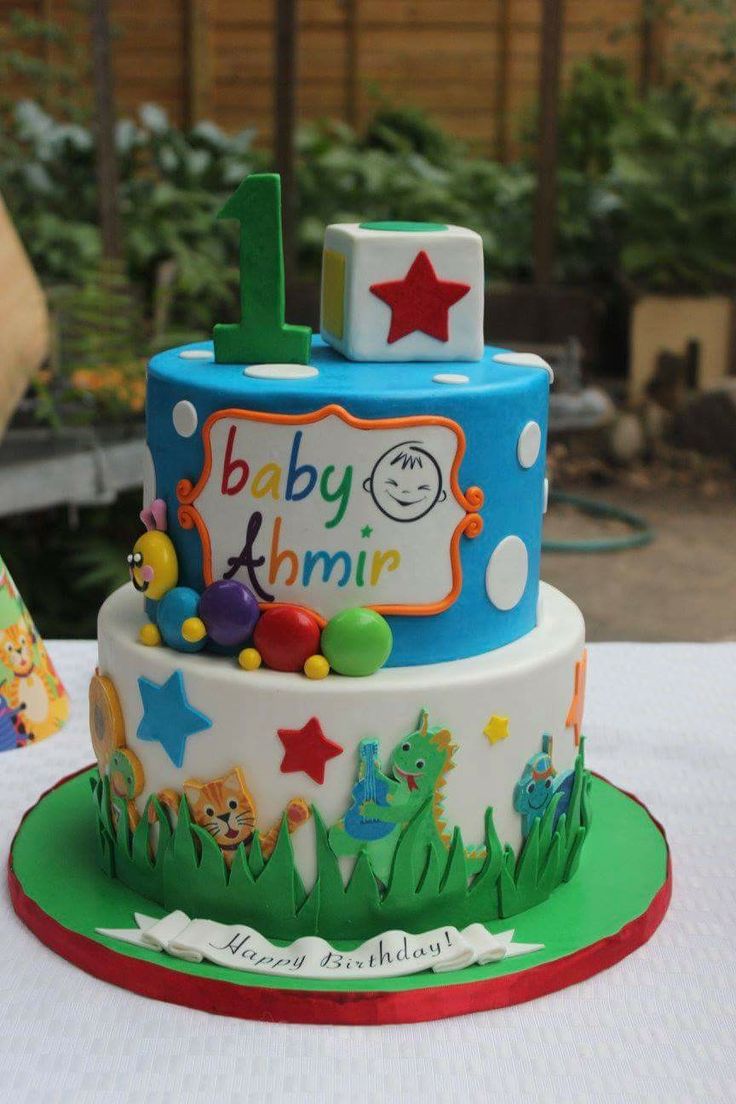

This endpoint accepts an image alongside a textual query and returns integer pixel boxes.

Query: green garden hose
[542,490,654,553]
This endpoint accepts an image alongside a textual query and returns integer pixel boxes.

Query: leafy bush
[2,59,734,336]
[296,116,535,277]
[0,99,538,322]
[610,83,736,291]
[552,57,736,291]
[0,100,264,332]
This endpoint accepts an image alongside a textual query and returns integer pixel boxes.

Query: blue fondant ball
[198,579,260,648]
[157,587,206,653]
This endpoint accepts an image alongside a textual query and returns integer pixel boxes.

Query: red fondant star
[565,649,588,747]
[277,716,343,784]
[369,250,471,345]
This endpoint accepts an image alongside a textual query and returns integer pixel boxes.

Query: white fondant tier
[98,583,585,887]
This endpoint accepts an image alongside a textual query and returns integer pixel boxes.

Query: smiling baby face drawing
[363,441,447,523]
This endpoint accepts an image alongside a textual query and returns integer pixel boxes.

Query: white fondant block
[320,223,484,362]
[97,581,584,888]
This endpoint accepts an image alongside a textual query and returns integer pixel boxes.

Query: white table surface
[1,640,734,1104]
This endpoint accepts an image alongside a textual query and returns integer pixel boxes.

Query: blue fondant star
[136,671,212,767]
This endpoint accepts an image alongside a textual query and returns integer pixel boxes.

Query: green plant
[0,39,733,409]
[364,102,462,167]
[1,493,137,639]
[1,98,539,325]
[296,116,536,278]
[611,83,736,291]
[91,743,592,941]
[0,100,264,327]
[546,54,736,290]
[0,9,89,123]
[640,0,736,111]
[558,57,637,178]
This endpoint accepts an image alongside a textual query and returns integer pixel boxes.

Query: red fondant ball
[198,579,260,648]
[253,606,321,672]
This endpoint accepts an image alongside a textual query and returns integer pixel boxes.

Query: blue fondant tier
[145,338,549,666]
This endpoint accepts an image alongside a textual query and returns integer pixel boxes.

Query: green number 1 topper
[213,173,312,366]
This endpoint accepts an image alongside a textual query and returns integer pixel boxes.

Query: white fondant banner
[97,912,543,980]
[177,406,483,618]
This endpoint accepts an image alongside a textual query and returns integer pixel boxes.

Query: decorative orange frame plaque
[177,404,483,621]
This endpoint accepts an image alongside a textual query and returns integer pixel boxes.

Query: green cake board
[8,768,670,1025]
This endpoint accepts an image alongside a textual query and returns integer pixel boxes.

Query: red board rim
[7,767,672,1026]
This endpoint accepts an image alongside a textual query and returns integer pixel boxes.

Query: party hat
[0,554,69,749]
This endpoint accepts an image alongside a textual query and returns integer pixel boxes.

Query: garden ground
[543,482,736,642]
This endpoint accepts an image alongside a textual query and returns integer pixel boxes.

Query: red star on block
[277,716,343,784]
[369,250,471,345]
[565,649,588,747]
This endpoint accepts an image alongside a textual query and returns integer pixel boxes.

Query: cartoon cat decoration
[89,671,310,864]
[183,767,310,866]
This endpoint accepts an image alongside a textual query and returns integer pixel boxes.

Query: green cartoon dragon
[329,709,486,883]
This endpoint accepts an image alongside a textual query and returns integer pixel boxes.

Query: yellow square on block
[322,249,345,339]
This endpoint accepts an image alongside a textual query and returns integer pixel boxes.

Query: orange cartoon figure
[0,621,68,742]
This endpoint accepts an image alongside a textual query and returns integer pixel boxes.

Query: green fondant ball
[321,608,393,677]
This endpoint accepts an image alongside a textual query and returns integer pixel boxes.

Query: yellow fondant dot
[139,622,161,647]
[182,616,206,643]
[304,654,330,680]
[239,647,262,671]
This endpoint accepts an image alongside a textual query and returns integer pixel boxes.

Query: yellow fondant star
[483,715,509,745]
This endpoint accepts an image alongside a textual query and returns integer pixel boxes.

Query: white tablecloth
[1,640,734,1104]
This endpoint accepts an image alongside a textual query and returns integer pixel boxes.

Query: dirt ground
[541,483,736,642]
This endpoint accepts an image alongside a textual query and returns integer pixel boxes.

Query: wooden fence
[0,0,713,154]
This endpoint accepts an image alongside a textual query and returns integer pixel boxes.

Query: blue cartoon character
[513,734,574,838]
[363,441,447,523]
[0,690,26,751]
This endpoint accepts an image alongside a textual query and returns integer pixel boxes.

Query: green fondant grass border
[10,767,667,995]
[91,746,592,941]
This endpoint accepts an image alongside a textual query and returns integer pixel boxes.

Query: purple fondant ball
[198,579,260,647]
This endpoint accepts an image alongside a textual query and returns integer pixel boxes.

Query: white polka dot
[244,363,319,380]
[179,348,214,361]
[172,400,198,438]
[517,421,541,468]
[543,477,549,514]
[486,536,528,611]
[493,351,554,382]
[433,373,470,385]
[142,443,156,509]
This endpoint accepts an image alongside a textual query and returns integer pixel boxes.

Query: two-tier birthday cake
[9,175,670,1024]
